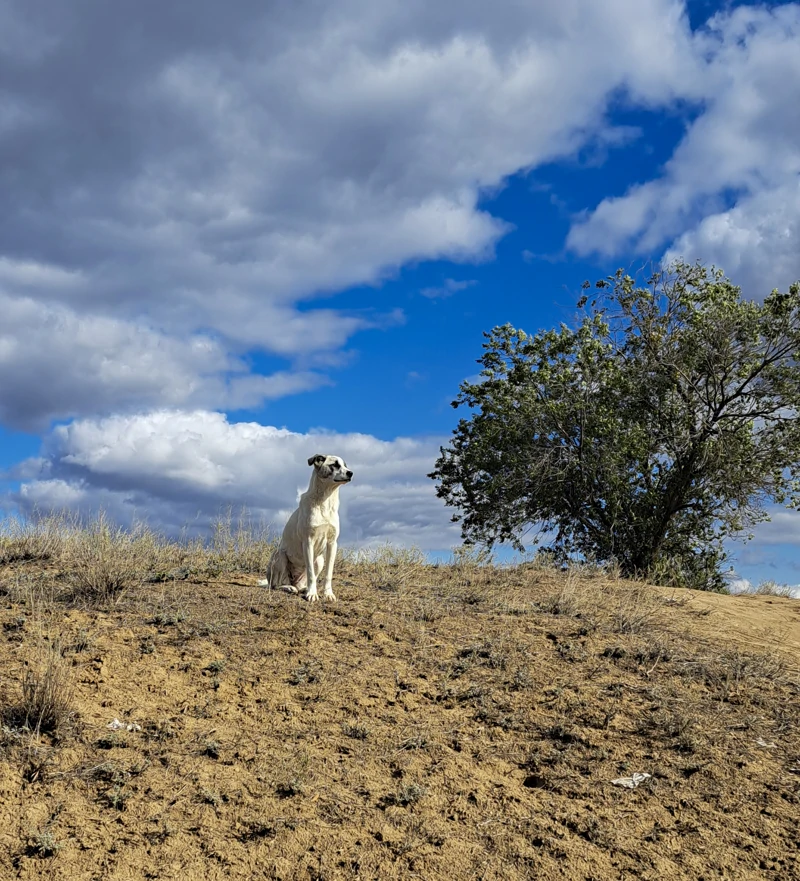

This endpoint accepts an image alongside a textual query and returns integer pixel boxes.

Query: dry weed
[449,544,496,569]
[25,829,63,859]
[207,509,276,574]
[274,751,311,799]
[1,571,60,616]
[637,699,704,753]
[611,584,660,634]
[62,514,163,605]
[537,573,585,617]
[0,512,70,565]
[348,544,426,592]
[2,734,58,784]
[24,804,65,858]
[751,580,794,598]
[411,597,444,622]
[684,649,785,703]
[381,782,427,808]
[342,721,370,740]
[2,640,75,738]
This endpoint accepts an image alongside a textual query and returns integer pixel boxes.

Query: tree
[429,262,800,590]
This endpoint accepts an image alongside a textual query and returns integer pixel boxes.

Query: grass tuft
[2,641,75,737]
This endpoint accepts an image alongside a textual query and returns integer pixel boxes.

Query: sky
[1,0,799,593]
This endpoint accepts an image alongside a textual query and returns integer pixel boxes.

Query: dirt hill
[1,553,798,880]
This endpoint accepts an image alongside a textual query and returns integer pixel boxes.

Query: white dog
[258,454,353,602]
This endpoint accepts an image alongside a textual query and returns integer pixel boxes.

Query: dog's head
[307,454,353,484]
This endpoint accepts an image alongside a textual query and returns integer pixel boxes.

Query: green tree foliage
[430,263,800,590]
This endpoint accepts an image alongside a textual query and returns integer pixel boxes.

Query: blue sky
[1,0,799,592]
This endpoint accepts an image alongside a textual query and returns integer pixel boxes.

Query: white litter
[107,718,142,732]
[611,772,651,789]
[755,738,776,749]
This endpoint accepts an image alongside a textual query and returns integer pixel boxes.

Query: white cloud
[751,509,800,547]
[0,0,705,424]
[12,410,461,550]
[0,294,327,430]
[665,180,800,297]
[568,3,800,295]
[726,577,752,595]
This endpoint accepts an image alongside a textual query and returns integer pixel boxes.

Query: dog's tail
[257,575,298,594]
[259,548,300,593]
[258,548,280,589]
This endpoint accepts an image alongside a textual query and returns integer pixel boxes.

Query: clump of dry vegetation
[0,513,70,568]
[206,508,276,575]
[62,515,165,605]
[0,509,278,607]
[749,580,795,598]
[15,642,75,737]
[345,543,427,592]
[0,517,798,880]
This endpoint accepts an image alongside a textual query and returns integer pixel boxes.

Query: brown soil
[1,562,799,880]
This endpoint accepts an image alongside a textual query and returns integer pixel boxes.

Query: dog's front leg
[321,537,337,602]
[303,536,319,602]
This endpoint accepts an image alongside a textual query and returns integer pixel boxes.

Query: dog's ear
[308,454,326,467]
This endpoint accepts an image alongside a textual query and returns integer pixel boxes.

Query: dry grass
[345,543,427,592]
[2,640,75,738]
[0,523,798,880]
[751,580,795,598]
[1,636,76,791]
[19,645,75,737]
[536,572,585,617]
[0,513,69,565]
[206,508,277,575]
[62,515,165,605]
[0,510,277,608]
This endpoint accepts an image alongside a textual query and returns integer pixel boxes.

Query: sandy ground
[1,562,798,880]
[652,586,800,664]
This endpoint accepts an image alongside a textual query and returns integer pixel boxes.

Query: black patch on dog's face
[330,457,353,482]
[306,454,353,483]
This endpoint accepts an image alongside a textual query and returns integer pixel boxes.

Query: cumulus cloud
[664,180,800,297]
[11,410,460,550]
[751,510,800,547]
[568,3,800,295]
[0,0,706,425]
[0,294,331,430]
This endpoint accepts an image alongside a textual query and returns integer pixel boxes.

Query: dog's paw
[305,590,319,603]
[323,590,337,602]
